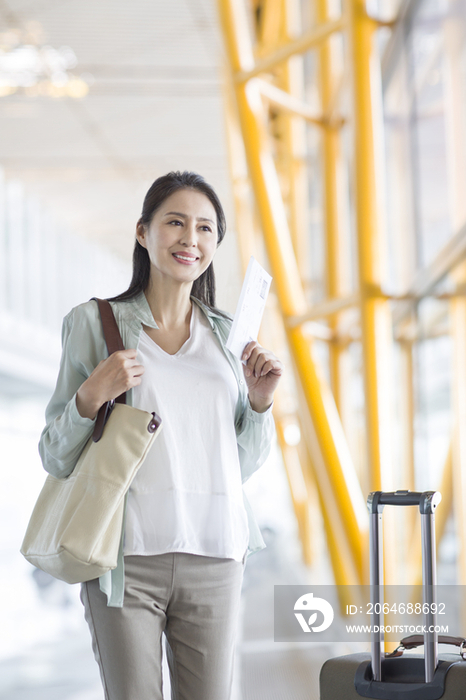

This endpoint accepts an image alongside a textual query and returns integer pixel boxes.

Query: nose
[179,219,197,247]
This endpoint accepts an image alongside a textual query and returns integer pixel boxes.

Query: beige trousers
[81,553,244,700]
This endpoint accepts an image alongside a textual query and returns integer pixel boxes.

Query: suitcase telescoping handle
[367,490,442,684]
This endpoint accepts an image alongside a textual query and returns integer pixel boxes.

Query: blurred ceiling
[0,0,242,306]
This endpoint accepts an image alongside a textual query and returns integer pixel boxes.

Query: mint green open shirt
[38,293,275,607]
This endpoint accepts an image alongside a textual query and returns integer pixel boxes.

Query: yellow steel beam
[255,0,282,51]
[450,282,466,588]
[276,420,313,565]
[223,62,316,566]
[287,293,359,326]
[271,0,317,569]
[235,17,345,83]
[345,0,394,494]
[256,79,326,127]
[218,0,368,582]
[436,445,454,555]
[316,0,345,413]
[220,0,462,597]
[273,0,310,286]
[322,68,347,127]
[398,337,416,538]
[301,322,334,341]
[295,371,367,586]
[445,14,466,601]
[219,1,305,317]
[407,443,453,587]
[224,89,313,569]
[295,433,323,569]
[222,63,259,273]
[269,298,362,580]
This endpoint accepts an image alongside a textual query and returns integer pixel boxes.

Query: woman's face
[136,188,218,287]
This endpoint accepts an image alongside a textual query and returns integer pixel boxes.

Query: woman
[39,171,283,700]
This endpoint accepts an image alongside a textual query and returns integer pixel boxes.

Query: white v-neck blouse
[123,303,249,561]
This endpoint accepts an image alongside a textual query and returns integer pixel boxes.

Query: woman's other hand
[241,341,283,413]
[76,350,145,420]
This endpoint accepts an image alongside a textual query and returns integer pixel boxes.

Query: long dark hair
[109,171,227,311]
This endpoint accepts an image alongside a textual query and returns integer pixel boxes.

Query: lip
[172,252,199,265]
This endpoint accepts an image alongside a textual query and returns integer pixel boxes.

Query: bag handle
[91,298,127,443]
[366,491,442,683]
[388,634,466,660]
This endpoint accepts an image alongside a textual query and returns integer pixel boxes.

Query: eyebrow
[164,211,215,225]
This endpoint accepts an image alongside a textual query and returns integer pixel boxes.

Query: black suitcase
[319,490,466,699]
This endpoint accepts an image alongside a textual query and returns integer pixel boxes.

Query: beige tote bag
[21,299,162,584]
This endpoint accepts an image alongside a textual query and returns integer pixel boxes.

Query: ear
[136,220,147,249]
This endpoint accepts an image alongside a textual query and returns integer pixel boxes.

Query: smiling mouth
[172,253,199,263]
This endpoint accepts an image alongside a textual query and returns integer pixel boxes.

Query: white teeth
[173,254,197,262]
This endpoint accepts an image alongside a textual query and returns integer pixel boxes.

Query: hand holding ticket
[226,256,272,361]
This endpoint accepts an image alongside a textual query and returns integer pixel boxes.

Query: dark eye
[169,220,182,226]
[200,225,213,232]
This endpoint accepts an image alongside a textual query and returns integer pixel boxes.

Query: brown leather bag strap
[91,298,127,442]
[388,634,466,660]
[94,298,126,356]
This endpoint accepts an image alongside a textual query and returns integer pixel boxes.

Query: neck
[144,276,193,330]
